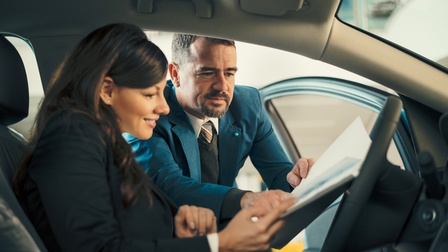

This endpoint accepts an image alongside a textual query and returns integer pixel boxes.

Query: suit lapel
[165,82,242,185]
[218,112,241,186]
[167,85,202,182]
[172,124,201,181]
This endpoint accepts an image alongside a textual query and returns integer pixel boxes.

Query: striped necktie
[200,121,213,143]
[198,120,219,183]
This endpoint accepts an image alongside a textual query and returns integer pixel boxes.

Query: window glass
[338,0,448,69]
[146,31,383,89]
[270,94,403,168]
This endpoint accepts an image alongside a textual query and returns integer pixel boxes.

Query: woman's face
[109,79,169,140]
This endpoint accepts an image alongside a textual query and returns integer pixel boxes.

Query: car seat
[0,34,48,251]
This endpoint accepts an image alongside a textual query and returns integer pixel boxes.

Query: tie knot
[202,120,213,131]
[200,121,214,143]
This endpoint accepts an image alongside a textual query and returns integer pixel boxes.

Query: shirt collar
[184,111,219,138]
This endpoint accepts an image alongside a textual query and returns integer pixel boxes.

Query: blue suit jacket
[126,81,293,218]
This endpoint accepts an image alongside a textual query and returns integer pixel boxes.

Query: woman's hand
[218,197,297,252]
[174,205,217,238]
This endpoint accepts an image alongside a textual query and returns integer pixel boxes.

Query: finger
[252,194,274,210]
[175,206,186,226]
[266,190,285,208]
[308,158,316,169]
[240,205,268,221]
[207,210,217,234]
[287,171,301,187]
[256,198,297,226]
[274,190,294,201]
[175,206,193,238]
[267,190,283,199]
[182,205,197,233]
[299,158,309,178]
[197,207,208,236]
[198,208,217,235]
[301,157,316,178]
[251,233,273,251]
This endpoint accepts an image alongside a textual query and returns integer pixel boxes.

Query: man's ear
[169,62,181,87]
[99,76,115,105]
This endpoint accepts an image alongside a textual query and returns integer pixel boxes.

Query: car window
[337,0,448,70]
[270,93,403,166]
[5,34,44,140]
[258,77,412,171]
[146,31,382,89]
[258,77,414,251]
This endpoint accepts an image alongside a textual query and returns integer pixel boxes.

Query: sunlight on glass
[338,0,448,68]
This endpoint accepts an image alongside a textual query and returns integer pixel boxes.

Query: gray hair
[171,33,235,66]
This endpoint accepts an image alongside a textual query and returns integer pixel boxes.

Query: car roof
[1,0,447,113]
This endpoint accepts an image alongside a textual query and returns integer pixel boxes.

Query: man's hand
[241,190,293,209]
[287,157,316,188]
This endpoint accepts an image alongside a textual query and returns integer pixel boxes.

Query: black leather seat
[0,34,48,251]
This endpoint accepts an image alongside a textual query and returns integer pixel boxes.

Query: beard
[200,91,230,118]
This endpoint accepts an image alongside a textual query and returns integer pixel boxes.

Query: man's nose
[213,72,228,91]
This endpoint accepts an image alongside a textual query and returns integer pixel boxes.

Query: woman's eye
[145,93,155,98]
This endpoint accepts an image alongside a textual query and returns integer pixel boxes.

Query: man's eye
[198,72,214,76]
[225,72,235,77]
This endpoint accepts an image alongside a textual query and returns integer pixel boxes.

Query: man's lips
[206,93,229,103]
[208,96,226,101]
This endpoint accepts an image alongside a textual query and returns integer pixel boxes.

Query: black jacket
[25,112,210,252]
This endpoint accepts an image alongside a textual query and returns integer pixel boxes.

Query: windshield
[337,0,448,70]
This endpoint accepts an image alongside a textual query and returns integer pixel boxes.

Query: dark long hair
[14,23,168,208]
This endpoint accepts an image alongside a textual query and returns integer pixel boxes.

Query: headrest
[0,34,29,126]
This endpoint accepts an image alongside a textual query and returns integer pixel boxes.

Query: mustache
[204,91,230,101]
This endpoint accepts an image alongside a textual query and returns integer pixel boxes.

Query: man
[125,34,314,226]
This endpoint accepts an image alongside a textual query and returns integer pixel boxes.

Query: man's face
[171,37,237,119]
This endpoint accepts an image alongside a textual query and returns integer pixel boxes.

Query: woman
[13,23,295,252]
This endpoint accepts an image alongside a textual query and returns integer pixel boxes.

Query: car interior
[0,34,48,252]
[1,0,448,251]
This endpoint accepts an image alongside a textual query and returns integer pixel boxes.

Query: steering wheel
[321,95,403,251]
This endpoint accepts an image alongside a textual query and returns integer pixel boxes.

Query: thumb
[287,171,301,187]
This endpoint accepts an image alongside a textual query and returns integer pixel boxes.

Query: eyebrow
[197,66,238,72]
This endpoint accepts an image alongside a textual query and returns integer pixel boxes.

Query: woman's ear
[169,63,181,87]
[99,76,115,105]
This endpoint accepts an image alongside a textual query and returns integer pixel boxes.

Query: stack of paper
[271,117,372,249]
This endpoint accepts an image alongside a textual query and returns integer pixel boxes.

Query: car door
[259,76,418,251]
[259,76,416,173]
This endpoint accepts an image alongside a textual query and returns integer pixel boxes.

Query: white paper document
[282,116,372,217]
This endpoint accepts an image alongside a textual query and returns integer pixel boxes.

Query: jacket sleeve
[127,132,242,220]
[235,86,294,192]
[29,114,211,252]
